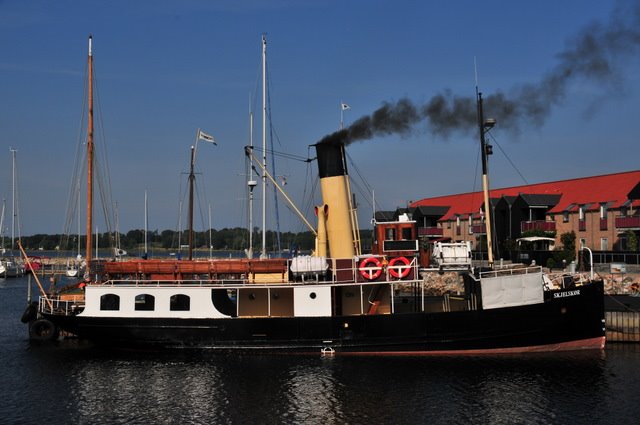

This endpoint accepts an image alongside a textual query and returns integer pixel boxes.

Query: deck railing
[39,296,84,316]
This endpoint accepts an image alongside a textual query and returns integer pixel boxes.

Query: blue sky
[1,0,639,238]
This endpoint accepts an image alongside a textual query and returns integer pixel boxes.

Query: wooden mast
[85,35,94,272]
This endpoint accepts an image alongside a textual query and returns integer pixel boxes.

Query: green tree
[626,230,638,251]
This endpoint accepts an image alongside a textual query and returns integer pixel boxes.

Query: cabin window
[100,294,120,311]
[135,294,155,311]
[385,228,395,241]
[170,294,190,311]
[402,227,412,240]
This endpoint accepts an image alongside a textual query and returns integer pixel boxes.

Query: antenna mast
[476,90,495,267]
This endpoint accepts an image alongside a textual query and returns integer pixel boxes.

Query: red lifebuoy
[359,257,382,280]
[388,256,411,278]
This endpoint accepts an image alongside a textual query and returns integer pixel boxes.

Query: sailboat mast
[247,105,256,259]
[187,145,196,260]
[9,148,17,250]
[77,194,81,257]
[477,91,495,267]
[0,198,5,253]
[208,203,212,259]
[85,35,94,269]
[144,190,148,257]
[260,34,267,259]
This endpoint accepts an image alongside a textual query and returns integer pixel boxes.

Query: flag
[341,102,351,110]
[198,130,216,144]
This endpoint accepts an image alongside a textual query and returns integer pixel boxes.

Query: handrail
[479,265,543,279]
[38,296,84,316]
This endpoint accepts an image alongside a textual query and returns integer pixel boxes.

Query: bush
[546,258,556,270]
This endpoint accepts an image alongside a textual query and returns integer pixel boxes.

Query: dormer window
[600,204,607,219]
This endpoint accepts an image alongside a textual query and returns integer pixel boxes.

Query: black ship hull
[42,281,605,354]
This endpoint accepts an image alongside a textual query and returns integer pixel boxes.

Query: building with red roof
[404,170,640,261]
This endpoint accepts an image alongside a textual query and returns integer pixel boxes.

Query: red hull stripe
[331,337,606,356]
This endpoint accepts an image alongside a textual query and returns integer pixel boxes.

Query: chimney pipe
[315,142,355,259]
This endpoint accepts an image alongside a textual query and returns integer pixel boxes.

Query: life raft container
[359,257,383,280]
[388,256,411,279]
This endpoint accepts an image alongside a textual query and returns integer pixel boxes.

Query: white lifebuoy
[359,257,382,280]
[388,256,411,278]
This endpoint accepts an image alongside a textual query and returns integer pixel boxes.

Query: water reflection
[9,344,631,425]
[66,352,230,424]
[282,358,343,423]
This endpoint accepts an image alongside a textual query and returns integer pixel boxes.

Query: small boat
[25,37,605,354]
[2,258,23,278]
[65,256,82,278]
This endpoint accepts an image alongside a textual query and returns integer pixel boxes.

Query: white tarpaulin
[481,271,544,310]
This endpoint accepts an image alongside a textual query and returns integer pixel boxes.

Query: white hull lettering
[553,289,581,298]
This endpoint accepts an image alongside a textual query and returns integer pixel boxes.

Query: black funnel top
[315,142,347,178]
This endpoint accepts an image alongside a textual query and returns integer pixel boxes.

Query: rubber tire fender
[29,319,59,341]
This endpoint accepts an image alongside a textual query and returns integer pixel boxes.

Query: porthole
[309,292,317,299]
[135,294,155,311]
[170,294,190,311]
[100,294,120,311]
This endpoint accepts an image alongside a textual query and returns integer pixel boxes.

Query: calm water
[2,276,640,425]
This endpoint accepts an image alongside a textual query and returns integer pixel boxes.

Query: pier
[605,295,640,342]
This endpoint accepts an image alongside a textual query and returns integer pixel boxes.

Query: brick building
[407,170,640,259]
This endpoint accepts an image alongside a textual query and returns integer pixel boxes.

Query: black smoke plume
[320,0,640,146]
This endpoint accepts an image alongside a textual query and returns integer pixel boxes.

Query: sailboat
[0,199,6,278]
[26,38,605,354]
[65,195,82,278]
[2,149,24,278]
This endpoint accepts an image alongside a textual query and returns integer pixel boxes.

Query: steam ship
[27,138,605,353]
[24,37,605,354]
